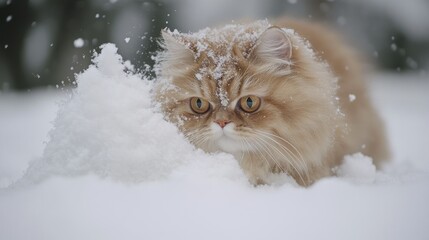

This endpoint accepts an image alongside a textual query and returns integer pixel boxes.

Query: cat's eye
[190,97,210,114]
[239,95,261,113]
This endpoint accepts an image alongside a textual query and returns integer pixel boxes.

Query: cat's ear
[250,27,293,74]
[160,30,195,75]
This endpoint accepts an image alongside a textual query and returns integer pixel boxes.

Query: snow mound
[20,43,245,185]
[335,153,377,184]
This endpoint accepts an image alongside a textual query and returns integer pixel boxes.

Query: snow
[0,90,63,188]
[6,15,12,22]
[73,38,84,48]
[17,43,238,185]
[124,37,130,43]
[1,44,429,240]
[333,153,376,184]
[163,20,271,81]
[217,88,229,107]
[348,93,356,102]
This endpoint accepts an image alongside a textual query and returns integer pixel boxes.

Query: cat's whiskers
[251,130,309,184]
[256,138,308,183]
[185,129,212,149]
[251,136,286,173]
[251,134,306,184]
[194,135,210,148]
[253,130,306,165]
[242,131,305,184]
[254,129,307,171]
[239,140,245,163]
[242,136,271,172]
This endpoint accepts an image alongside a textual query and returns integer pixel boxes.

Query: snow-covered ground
[0,44,428,240]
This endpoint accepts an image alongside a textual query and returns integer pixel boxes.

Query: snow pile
[334,153,376,184]
[20,43,244,185]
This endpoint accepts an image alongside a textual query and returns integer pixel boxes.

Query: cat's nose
[214,119,231,128]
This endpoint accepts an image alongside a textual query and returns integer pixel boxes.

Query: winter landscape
[0,43,428,240]
[1,0,429,239]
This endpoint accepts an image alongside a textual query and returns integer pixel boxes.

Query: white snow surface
[0,44,429,240]
[333,153,376,184]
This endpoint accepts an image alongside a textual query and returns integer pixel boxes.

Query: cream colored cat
[153,19,390,186]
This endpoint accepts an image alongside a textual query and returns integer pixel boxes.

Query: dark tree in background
[0,0,34,90]
[0,0,428,91]
[0,0,170,91]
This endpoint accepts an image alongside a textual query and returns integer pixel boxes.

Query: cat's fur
[153,19,390,186]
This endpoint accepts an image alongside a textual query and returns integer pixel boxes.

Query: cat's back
[274,18,390,166]
[274,18,362,89]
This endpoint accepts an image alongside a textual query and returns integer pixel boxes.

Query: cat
[153,19,390,186]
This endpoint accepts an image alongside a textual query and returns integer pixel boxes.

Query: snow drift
[20,43,246,186]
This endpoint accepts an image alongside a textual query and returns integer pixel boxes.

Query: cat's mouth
[211,123,248,153]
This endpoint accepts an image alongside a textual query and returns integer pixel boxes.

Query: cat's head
[154,21,339,166]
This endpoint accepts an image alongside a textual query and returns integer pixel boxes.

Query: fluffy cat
[153,19,390,186]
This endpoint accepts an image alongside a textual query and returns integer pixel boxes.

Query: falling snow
[73,38,84,48]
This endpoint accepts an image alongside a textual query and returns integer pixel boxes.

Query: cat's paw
[248,176,268,186]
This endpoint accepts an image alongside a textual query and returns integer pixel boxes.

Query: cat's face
[160,65,294,154]
[154,23,339,167]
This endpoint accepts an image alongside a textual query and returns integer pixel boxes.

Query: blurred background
[0,0,428,91]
